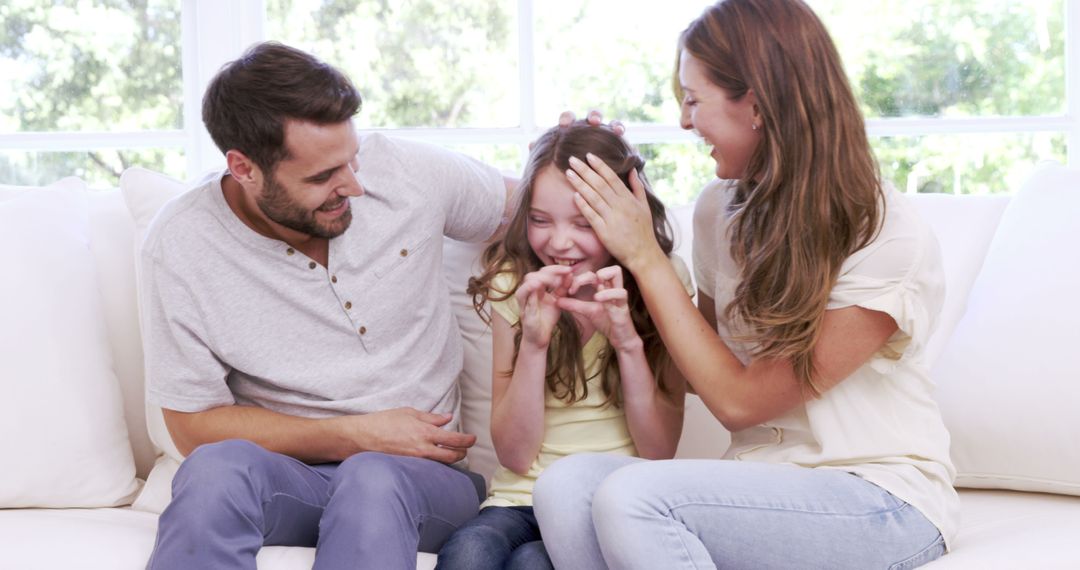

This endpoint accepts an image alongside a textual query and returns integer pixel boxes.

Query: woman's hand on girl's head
[557,265,642,353]
[515,265,573,350]
[566,154,665,275]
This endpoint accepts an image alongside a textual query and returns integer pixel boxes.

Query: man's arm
[163,405,476,464]
[487,174,519,242]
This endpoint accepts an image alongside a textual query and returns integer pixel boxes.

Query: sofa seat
[926,490,1080,568]
[0,507,439,570]
[2,489,1076,569]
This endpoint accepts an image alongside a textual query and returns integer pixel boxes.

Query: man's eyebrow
[302,165,340,183]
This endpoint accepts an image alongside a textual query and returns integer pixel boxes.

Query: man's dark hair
[202,41,362,173]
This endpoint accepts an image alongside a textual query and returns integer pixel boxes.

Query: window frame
[0,0,1076,185]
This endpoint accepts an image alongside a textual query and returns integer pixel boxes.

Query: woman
[531,1,958,568]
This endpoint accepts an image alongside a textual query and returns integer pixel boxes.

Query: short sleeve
[362,135,505,243]
[141,253,234,412]
[670,254,696,298]
[488,272,522,327]
[828,229,946,370]
[692,180,733,298]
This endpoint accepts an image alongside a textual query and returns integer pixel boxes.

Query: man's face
[255,120,363,239]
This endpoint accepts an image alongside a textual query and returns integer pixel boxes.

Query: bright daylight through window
[0,0,1070,202]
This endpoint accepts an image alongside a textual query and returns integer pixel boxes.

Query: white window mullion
[1066,0,1080,168]
[866,116,1073,137]
[0,131,187,152]
[517,0,537,164]
[183,0,266,179]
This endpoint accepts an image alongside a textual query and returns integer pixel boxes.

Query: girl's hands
[557,265,642,352]
[515,265,573,349]
[565,154,665,274]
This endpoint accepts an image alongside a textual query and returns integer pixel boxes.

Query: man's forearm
[164,405,356,463]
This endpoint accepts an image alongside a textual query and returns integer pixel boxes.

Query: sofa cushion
[0,182,141,508]
[119,167,189,467]
[923,490,1080,567]
[906,193,1010,367]
[931,162,1080,495]
[0,508,439,569]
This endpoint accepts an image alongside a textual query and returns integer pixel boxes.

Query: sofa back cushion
[0,181,141,508]
[931,162,1080,495]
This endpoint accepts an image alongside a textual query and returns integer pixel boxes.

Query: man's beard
[256,175,352,239]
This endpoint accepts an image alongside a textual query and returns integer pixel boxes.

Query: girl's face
[678,50,762,179]
[526,165,613,278]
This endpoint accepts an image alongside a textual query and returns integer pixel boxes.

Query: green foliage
[267,0,514,128]
[0,0,183,186]
[0,0,1069,196]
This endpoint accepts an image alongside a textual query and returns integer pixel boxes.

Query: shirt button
[286,248,295,256]
[400,248,408,257]
[358,326,367,335]
[308,261,317,269]
[344,301,352,310]
[331,275,338,283]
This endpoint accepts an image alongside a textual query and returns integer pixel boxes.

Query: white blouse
[692,179,960,549]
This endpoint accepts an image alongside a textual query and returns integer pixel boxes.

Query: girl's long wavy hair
[679,0,884,389]
[467,121,676,407]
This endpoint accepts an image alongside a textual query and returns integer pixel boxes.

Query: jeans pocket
[888,534,946,570]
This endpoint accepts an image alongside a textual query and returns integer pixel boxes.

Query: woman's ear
[746,89,763,131]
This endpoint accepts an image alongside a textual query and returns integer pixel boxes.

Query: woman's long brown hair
[680,0,884,389]
[467,121,676,407]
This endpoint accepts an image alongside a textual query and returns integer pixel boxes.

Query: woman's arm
[565,155,898,432]
[625,257,897,431]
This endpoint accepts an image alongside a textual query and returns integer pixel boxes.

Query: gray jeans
[146,439,484,570]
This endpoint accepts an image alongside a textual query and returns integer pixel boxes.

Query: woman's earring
[752,123,759,131]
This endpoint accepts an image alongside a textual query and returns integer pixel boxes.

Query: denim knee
[173,439,274,497]
[437,524,511,570]
[533,454,601,513]
[506,540,553,570]
[332,452,409,494]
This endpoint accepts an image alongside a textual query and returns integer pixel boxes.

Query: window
[0,0,1074,201]
[0,0,185,186]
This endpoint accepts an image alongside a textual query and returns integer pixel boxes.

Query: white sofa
[2,161,1079,569]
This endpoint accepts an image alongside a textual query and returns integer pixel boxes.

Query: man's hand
[339,408,477,464]
[530,110,627,150]
[559,109,625,136]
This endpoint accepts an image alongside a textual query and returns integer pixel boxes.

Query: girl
[534,1,959,569]
[436,121,693,569]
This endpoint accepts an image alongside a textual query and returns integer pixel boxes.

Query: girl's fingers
[595,265,623,289]
[593,288,628,304]
[568,271,599,296]
[556,296,598,317]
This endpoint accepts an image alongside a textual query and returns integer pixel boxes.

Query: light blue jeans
[532,455,945,570]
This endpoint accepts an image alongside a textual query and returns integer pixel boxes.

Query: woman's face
[678,50,762,179]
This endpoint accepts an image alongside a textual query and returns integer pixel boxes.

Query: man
[142,42,513,569]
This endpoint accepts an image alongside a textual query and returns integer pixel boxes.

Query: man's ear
[226,150,262,189]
